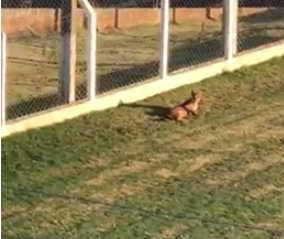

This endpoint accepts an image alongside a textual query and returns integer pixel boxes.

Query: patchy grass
[2,56,284,239]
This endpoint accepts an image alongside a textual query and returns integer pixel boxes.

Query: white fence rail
[1,32,7,127]
[1,0,284,137]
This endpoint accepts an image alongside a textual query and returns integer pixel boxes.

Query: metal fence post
[1,33,7,126]
[86,5,96,101]
[78,0,96,101]
[159,0,170,79]
[224,0,238,60]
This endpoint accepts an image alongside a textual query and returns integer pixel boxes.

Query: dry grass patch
[33,198,59,213]
[86,161,150,186]
[85,154,168,186]
[14,195,123,235]
[59,180,165,230]
[1,205,26,220]
[225,107,284,138]
[82,157,110,169]
[155,168,179,178]
[247,184,284,199]
[206,153,284,186]
[96,216,118,234]
[175,133,219,151]
[153,224,189,239]
[91,184,144,203]
[255,221,284,234]
[257,128,284,140]
[178,154,224,175]
[154,154,225,180]
[183,154,223,173]
[2,184,148,235]
[171,107,283,152]
[31,184,149,232]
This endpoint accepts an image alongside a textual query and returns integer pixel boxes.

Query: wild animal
[167,90,203,122]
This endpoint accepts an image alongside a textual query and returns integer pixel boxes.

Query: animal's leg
[206,6,216,21]
[180,118,187,125]
[192,110,197,116]
[206,6,211,19]
[175,117,186,125]
[191,110,201,119]
[175,120,181,125]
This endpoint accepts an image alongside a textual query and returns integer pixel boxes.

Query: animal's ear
[196,91,203,101]
[191,90,196,99]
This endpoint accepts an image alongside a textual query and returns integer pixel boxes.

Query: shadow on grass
[239,8,284,25]
[6,27,283,120]
[123,103,170,121]
[238,8,284,53]
[238,27,284,52]
[122,103,204,122]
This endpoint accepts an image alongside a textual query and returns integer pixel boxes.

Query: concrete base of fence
[2,40,284,138]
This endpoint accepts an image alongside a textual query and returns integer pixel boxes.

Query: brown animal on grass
[167,90,203,122]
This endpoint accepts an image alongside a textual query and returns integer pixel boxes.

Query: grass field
[2,56,284,239]
[6,9,284,120]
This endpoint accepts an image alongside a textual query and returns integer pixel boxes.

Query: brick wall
[1,8,268,34]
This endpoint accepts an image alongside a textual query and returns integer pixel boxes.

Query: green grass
[2,56,284,239]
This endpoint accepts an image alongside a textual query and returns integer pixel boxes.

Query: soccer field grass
[2,56,284,239]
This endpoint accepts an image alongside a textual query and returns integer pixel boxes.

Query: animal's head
[181,90,203,107]
[190,90,202,103]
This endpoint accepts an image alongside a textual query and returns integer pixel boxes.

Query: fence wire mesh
[4,30,62,120]
[76,27,88,101]
[95,9,160,95]
[2,1,63,120]
[168,1,224,74]
[2,0,284,121]
[238,0,284,52]
[94,1,226,95]
[96,26,160,95]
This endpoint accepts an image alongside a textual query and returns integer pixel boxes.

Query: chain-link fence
[168,1,224,74]
[76,23,88,101]
[94,1,226,95]
[95,8,160,94]
[2,0,284,122]
[94,0,284,94]
[2,1,62,120]
[238,0,284,52]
